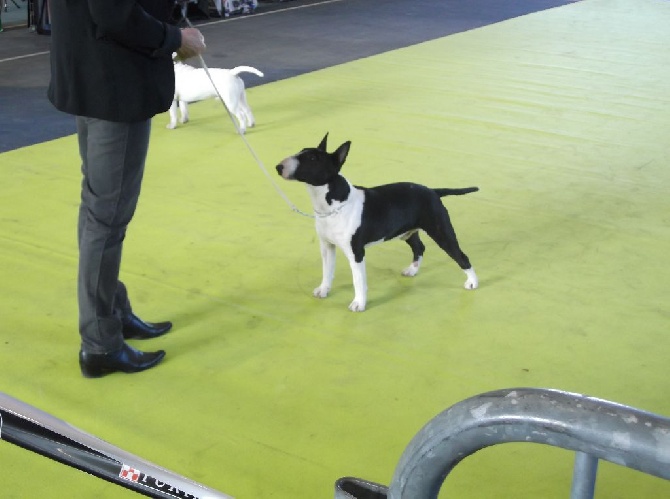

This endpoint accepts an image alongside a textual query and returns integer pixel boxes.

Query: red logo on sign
[119,464,141,482]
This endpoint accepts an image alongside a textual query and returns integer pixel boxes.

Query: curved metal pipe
[387,388,670,498]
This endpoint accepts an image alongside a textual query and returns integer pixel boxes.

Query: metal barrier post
[335,388,670,499]
[570,451,599,499]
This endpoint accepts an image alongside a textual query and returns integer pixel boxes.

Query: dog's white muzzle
[277,157,299,180]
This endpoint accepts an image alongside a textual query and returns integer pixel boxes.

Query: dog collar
[313,200,349,218]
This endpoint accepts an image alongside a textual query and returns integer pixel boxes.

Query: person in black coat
[48,0,206,378]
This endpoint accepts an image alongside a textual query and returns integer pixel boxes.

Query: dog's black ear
[333,141,351,170]
[318,133,329,151]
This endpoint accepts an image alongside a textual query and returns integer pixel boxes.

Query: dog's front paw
[401,262,420,277]
[166,123,177,129]
[462,267,478,290]
[464,279,478,290]
[348,299,366,312]
[313,286,330,299]
[463,268,479,290]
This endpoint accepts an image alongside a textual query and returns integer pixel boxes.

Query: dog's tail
[230,66,264,78]
[434,187,479,197]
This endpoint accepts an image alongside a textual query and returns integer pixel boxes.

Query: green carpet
[1,0,669,497]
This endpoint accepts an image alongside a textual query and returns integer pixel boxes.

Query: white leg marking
[463,267,478,290]
[347,257,367,312]
[313,240,336,299]
[402,256,423,277]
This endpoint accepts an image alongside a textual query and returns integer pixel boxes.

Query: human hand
[176,28,206,61]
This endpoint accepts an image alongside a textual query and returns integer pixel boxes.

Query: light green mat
[1,0,669,497]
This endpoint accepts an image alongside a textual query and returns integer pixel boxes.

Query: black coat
[48,0,182,122]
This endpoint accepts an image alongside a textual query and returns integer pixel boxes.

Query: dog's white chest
[311,186,365,246]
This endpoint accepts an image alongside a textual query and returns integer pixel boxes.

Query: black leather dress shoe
[122,313,172,340]
[79,344,166,378]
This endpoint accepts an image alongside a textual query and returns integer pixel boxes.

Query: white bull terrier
[276,133,479,312]
[169,60,263,133]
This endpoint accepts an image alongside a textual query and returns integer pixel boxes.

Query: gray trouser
[76,116,152,354]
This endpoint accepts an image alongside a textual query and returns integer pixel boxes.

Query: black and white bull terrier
[275,133,479,312]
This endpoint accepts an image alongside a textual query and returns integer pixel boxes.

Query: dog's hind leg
[179,100,189,124]
[167,100,179,129]
[314,239,336,299]
[424,211,478,290]
[228,99,247,134]
[401,231,425,277]
[239,91,255,128]
[234,110,247,134]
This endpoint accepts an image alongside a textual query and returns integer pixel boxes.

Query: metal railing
[335,388,670,499]
[3,388,669,498]
[0,391,232,498]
